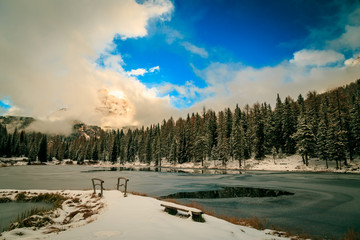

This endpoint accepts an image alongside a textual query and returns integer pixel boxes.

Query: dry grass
[43,226,65,234]
[164,197,360,239]
[128,191,148,197]
[162,198,312,239]
[163,199,267,226]
[339,229,360,240]
[0,197,11,203]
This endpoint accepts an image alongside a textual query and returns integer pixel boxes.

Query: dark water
[0,202,52,231]
[160,186,294,198]
[0,165,359,237]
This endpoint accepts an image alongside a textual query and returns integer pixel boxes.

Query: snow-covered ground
[0,190,291,240]
[1,155,360,173]
[0,190,105,240]
[91,155,360,174]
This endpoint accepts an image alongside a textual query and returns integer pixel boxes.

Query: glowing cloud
[0,0,176,132]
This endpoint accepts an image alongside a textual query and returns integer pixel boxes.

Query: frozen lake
[0,165,359,237]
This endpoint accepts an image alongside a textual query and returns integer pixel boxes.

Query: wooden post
[91,178,104,197]
[117,177,129,197]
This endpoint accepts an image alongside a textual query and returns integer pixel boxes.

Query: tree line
[1,80,360,169]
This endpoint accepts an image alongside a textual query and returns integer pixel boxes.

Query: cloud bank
[0,0,178,133]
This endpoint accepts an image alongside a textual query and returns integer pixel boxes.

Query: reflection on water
[160,186,294,199]
[0,202,52,232]
[81,166,243,175]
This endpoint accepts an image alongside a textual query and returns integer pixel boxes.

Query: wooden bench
[160,202,204,222]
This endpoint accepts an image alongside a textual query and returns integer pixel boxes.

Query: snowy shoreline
[2,154,359,174]
[0,190,292,240]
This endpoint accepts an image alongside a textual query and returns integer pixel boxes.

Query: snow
[83,155,360,174]
[2,154,359,173]
[0,190,105,240]
[1,190,291,240]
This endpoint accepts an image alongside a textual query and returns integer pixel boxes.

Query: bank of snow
[50,191,289,240]
[1,190,290,240]
[2,155,360,173]
[93,155,360,173]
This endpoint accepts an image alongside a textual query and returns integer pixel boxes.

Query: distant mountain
[0,116,35,133]
[0,115,104,137]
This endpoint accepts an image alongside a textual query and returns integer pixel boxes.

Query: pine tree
[169,138,177,165]
[297,94,305,116]
[194,135,206,166]
[327,121,347,169]
[305,91,321,139]
[185,114,194,162]
[274,94,284,152]
[317,96,330,168]
[205,110,217,159]
[282,97,297,154]
[292,115,316,166]
[145,129,152,164]
[350,90,360,155]
[264,104,276,152]
[111,136,119,163]
[253,104,265,160]
[232,104,245,167]
[217,110,229,166]
[92,144,99,161]
[38,135,48,163]
[242,105,252,159]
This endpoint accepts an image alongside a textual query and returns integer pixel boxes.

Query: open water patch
[0,202,52,232]
[160,186,294,199]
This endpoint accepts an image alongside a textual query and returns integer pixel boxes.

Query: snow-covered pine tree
[242,104,252,159]
[350,89,360,155]
[326,90,347,169]
[292,115,316,166]
[217,110,229,166]
[317,96,330,168]
[282,97,297,154]
[205,110,217,159]
[231,104,244,168]
[274,94,284,153]
[253,103,265,160]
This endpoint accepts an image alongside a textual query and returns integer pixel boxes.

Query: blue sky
[1,0,360,128]
[94,0,359,108]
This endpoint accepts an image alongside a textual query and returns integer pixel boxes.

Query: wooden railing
[116,177,129,197]
[91,178,104,197]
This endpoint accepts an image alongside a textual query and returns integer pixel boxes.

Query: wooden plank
[160,203,190,213]
[161,203,205,223]
[160,202,202,214]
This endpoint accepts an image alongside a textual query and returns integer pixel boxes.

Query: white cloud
[181,41,209,58]
[127,68,148,76]
[185,51,360,114]
[290,49,345,67]
[329,25,360,50]
[0,0,176,132]
[103,55,125,72]
[149,66,160,72]
[126,66,160,76]
[162,26,184,44]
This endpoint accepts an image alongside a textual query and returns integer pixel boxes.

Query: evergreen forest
[1,80,360,169]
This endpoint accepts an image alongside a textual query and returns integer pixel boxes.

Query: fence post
[117,177,129,197]
[91,178,104,197]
